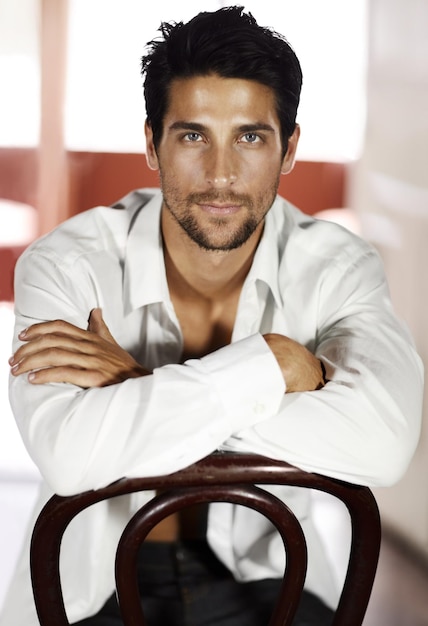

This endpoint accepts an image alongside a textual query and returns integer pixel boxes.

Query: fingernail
[28,372,35,382]
[8,356,15,365]
[18,328,28,339]
[11,363,20,373]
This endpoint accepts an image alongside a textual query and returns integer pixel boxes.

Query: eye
[241,132,261,144]
[184,132,203,142]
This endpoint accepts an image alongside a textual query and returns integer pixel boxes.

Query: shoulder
[19,188,160,269]
[270,195,378,267]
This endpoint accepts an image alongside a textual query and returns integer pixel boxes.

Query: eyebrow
[168,121,276,134]
[168,121,207,133]
[236,123,276,134]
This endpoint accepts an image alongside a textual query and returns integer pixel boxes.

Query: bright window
[0,0,40,147]
[65,0,219,153]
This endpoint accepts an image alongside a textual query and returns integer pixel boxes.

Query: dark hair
[141,6,302,152]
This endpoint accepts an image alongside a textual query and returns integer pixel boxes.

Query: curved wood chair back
[30,453,381,626]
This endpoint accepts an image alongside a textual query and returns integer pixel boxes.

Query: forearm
[222,328,424,487]
[10,333,285,495]
[11,253,286,494]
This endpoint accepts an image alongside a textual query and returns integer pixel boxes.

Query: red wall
[0,148,38,207]
[68,152,345,218]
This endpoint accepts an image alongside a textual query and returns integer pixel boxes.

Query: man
[2,6,423,626]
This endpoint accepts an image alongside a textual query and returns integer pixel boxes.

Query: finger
[11,345,107,377]
[88,308,117,344]
[19,319,87,342]
[11,330,102,366]
[27,365,107,388]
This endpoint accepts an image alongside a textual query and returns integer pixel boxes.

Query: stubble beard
[161,178,280,252]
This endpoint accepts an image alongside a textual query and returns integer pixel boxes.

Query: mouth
[197,202,242,216]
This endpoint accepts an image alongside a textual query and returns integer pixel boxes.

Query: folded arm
[10,308,150,387]
[222,263,424,487]
[9,244,423,495]
[9,304,322,495]
[9,251,288,494]
[10,312,324,392]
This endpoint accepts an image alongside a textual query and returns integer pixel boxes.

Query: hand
[9,308,149,388]
[263,333,325,392]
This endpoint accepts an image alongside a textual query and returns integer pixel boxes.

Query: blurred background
[0,0,427,623]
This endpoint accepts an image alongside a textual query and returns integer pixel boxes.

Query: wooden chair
[30,452,381,626]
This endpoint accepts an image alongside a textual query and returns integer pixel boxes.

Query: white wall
[350,0,428,555]
[0,304,41,611]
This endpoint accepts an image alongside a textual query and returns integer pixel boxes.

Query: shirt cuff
[192,333,286,431]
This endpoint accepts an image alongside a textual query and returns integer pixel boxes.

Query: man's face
[145,74,299,252]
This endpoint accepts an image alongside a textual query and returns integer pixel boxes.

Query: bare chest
[172,291,241,361]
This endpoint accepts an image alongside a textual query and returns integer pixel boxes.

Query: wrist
[316,359,328,390]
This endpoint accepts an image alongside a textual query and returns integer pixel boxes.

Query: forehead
[164,74,280,126]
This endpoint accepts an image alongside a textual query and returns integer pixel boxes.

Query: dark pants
[73,541,333,626]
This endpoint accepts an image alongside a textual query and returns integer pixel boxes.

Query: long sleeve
[222,237,424,487]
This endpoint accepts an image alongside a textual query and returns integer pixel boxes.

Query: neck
[161,207,263,302]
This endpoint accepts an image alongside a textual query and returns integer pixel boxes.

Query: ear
[280,124,300,175]
[144,120,160,171]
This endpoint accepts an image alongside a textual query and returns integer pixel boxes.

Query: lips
[198,202,242,215]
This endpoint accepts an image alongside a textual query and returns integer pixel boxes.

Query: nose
[205,144,237,187]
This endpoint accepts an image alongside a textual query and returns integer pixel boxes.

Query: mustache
[187,191,252,205]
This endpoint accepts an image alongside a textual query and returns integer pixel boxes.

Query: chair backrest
[30,452,381,626]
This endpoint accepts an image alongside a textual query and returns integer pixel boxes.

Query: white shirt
[2,189,423,624]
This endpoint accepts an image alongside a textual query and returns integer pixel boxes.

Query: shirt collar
[123,191,285,314]
[244,197,284,309]
[123,190,168,314]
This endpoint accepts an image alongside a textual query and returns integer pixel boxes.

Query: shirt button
[253,402,266,415]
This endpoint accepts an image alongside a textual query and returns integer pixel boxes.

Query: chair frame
[30,452,381,626]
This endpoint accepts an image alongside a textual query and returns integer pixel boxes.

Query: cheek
[164,151,201,180]
[159,158,194,198]
[245,154,282,184]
